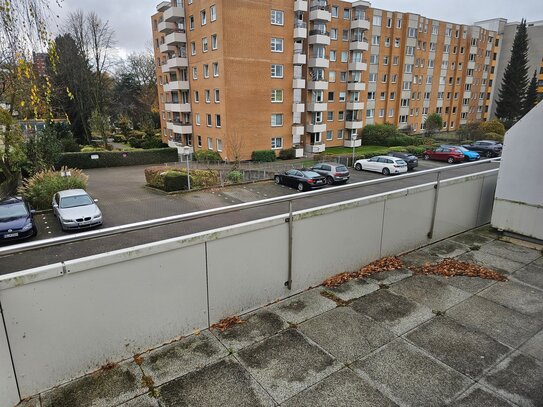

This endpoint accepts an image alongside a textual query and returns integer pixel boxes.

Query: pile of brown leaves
[322,257,405,288]
[211,316,245,332]
[413,258,507,281]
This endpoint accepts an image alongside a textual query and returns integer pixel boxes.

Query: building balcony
[345,120,363,129]
[346,102,365,110]
[164,103,191,113]
[306,123,326,133]
[167,121,193,134]
[308,33,330,45]
[309,8,331,22]
[156,1,170,12]
[159,43,176,54]
[293,52,307,65]
[307,80,328,90]
[308,57,329,68]
[306,102,327,111]
[168,140,194,155]
[349,39,369,51]
[352,0,371,7]
[348,61,367,71]
[465,76,474,85]
[163,81,190,92]
[294,0,308,12]
[165,31,186,45]
[343,138,362,147]
[467,61,476,70]
[292,78,306,88]
[293,102,305,113]
[463,91,472,99]
[347,82,366,91]
[306,143,326,153]
[165,56,188,70]
[164,6,184,22]
[350,19,370,30]
[294,23,307,39]
[158,21,177,34]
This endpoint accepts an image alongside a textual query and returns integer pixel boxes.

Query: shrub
[57,148,178,169]
[483,132,504,143]
[18,168,88,210]
[61,138,81,152]
[145,166,219,190]
[479,119,505,136]
[141,135,167,149]
[127,137,144,148]
[388,146,409,152]
[113,134,126,143]
[361,124,399,145]
[405,145,428,156]
[226,171,243,183]
[422,137,435,145]
[128,130,146,140]
[163,171,191,192]
[80,146,106,152]
[193,150,222,162]
[278,148,296,160]
[251,150,276,162]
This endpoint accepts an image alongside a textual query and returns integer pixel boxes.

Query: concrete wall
[0,169,498,406]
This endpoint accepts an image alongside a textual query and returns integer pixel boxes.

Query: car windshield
[336,166,348,172]
[301,171,320,178]
[59,195,94,208]
[0,203,28,218]
[395,159,407,165]
[455,146,468,152]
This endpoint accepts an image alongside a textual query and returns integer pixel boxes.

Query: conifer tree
[523,70,538,116]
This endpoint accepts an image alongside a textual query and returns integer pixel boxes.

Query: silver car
[309,162,350,184]
[52,189,103,231]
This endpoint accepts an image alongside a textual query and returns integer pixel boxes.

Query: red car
[423,147,465,164]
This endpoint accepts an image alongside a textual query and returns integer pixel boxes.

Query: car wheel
[447,157,455,164]
[297,182,305,192]
[326,176,334,185]
[274,175,281,184]
[382,167,390,176]
[355,163,362,171]
[485,151,493,158]
[424,154,430,160]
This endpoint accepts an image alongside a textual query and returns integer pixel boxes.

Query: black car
[463,140,503,158]
[274,169,326,191]
[0,196,37,242]
[388,152,418,170]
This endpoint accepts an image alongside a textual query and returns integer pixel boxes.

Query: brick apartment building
[152,0,500,160]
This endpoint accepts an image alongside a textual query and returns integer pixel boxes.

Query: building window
[213,62,219,77]
[394,38,400,47]
[372,35,380,45]
[340,72,347,82]
[189,15,194,30]
[329,71,336,82]
[370,54,378,64]
[397,18,402,28]
[337,129,343,139]
[205,89,210,103]
[327,111,334,121]
[373,15,381,26]
[342,30,349,41]
[330,28,338,40]
[328,91,334,101]
[214,89,220,103]
[343,8,350,19]
[195,113,200,125]
[326,130,333,140]
[202,37,208,52]
[210,5,217,22]
[200,10,207,25]
[369,73,377,82]
[216,115,221,127]
[330,50,336,62]
[271,137,283,149]
[366,109,374,118]
[206,114,212,126]
[271,9,284,25]
[341,51,348,63]
[379,108,385,118]
[338,111,344,121]
[271,113,283,127]
[207,137,213,149]
[339,92,346,102]
[393,56,399,65]
[408,27,416,38]
[383,56,389,65]
[432,25,438,35]
[197,136,202,147]
[331,6,339,18]
[211,34,218,50]
[271,64,283,78]
[271,89,283,103]
[271,38,284,52]
[203,64,209,78]
[194,90,199,102]
[406,46,414,56]
[192,66,197,79]
[217,138,222,151]
[191,42,196,55]
[367,91,375,100]
[388,108,394,117]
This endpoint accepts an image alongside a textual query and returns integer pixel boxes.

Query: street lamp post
[183,146,191,191]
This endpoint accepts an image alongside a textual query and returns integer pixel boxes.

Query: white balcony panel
[165,32,187,45]
[294,147,304,157]
[306,123,327,133]
[309,9,331,21]
[294,27,307,39]
[467,61,476,70]
[345,121,363,129]
[349,40,369,51]
[292,78,306,88]
[167,122,193,134]
[463,91,472,99]
[465,76,474,84]
[292,125,305,137]
[156,1,170,12]
[348,62,367,71]
[161,63,172,74]
[293,133,302,144]
[293,53,307,65]
[308,57,329,68]
[350,19,370,30]
[167,57,189,69]
[343,139,362,147]
[294,0,308,12]
[308,34,331,45]
[158,21,177,34]
[307,143,326,153]
[165,103,191,113]
[293,103,305,113]
[306,102,328,112]
[168,140,194,155]
[163,81,190,92]
[164,7,184,22]
[159,43,176,54]
[347,82,366,91]
[346,102,365,110]
[307,80,328,90]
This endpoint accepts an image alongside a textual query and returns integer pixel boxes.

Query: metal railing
[0,159,500,256]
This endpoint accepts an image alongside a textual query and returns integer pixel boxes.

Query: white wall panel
[0,310,19,407]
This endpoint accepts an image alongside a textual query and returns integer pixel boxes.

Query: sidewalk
[20,225,543,407]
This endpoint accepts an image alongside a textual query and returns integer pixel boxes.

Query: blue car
[441,145,480,161]
[0,196,37,242]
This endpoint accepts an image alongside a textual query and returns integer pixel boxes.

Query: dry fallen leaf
[211,316,245,332]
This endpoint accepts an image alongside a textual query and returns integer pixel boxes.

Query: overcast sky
[52,0,543,57]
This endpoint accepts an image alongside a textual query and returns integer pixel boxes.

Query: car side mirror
[94,199,99,203]
[30,209,36,214]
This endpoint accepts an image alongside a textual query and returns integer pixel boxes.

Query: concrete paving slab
[269,288,336,325]
[17,396,41,407]
[478,281,543,320]
[446,295,543,348]
[281,368,397,407]
[40,360,146,407]
[429,274,496,294]
[534,256,543,267]
[450,231,495,247]
[449,385,515,407]
[213,310,288,352]
[481,352,543,406]
[325,279,379,302]
[511,263,543,291]
[478,240,542,264]
[299,307,395,363]
[350,289,434,336]
[405,316,511,379]
[366,269,412,285]
[419,239,471,258]
[139,330,228,388]
[519,330,543,362]
[157,357,275,407]
[237,329,342,403]
[472,225,501,239]
[457,250,525,274]
[352,339,473,406]
[388,275,471,312]
[399,250,441,268]
[117,394,160,407]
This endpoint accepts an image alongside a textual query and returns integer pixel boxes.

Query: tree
[24,126,63,175]
[495,20,529,127]
[424,113,443,135]
[479,119,505,136]
[89,109,110,149]
[523,70,538,116]
[457,122,483,141]
[0,109,27,176]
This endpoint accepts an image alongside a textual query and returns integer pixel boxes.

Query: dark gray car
[388,152,418,170]
[309,162,350,184]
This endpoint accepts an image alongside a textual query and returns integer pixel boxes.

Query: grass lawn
[322,145,392,156]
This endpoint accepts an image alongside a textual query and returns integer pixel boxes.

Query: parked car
[52,189,103,231]
[0,196,37,242]
[462,140,503,158]
[309,162,350,184]
[274,169,326,191]
[354,155,408,175]
[388,152,418,170]
[440,145,480,161]
[423,147,465,163]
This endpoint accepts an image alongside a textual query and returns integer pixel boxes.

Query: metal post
[427,171,441,239]
[351,135,357,167]
[186,153,191,191]
[286,200,293,290]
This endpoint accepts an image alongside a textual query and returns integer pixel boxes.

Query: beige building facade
[152,0,499,160]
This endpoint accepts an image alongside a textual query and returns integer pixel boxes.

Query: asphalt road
[0,160,498,275]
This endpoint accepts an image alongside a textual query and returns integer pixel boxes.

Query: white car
[52,189,103,231]
[354,155,408,175]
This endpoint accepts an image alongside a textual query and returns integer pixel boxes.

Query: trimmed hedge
[194,150,222,162]
[278,148,296,160]
[57,148,178,169]
[251,150,276,162]
[145,166,219,191]
[164,171,191,192]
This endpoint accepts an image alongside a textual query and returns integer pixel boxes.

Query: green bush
[163,171,191,192]
[422,137,435,145]
[18,168,88,210]
[80,146,106,152]
[113,134,126,143]
[251,150,276,162]
[226,171,243,183]
[57,148,178,169]
[278,148,296,160]
[61,138,81,152]
[141,135,167,149]
[405,145,428,156]
[145,166,219,190]
[388,146,409,152]
[127,137,144,148]
[128,130,146,139]
[483,132,504,143]
[193,150,222,162]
